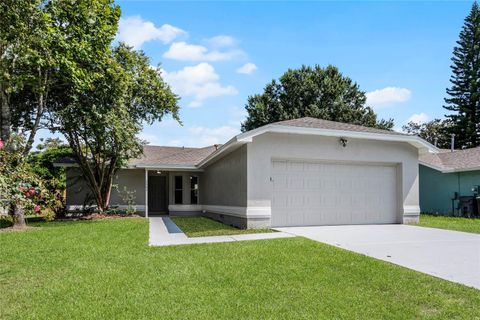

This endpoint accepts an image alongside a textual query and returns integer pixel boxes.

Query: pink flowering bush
[0,139,56,224]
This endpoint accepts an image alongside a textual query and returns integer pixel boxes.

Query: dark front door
[148,175,167,214]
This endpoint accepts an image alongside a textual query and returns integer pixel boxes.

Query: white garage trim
[202,205,271,219]
[198,125,437,168]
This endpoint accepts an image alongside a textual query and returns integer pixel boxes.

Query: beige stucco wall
[111,169,146,206]
[200,145,248,207]
[247,132,420,223]
[66,168,146,209]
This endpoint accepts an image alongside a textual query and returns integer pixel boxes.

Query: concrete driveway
[275,224,480,289]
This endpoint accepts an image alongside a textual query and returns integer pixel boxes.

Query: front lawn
[418,214,480,234]
[171,216,273,237]
[1,218,479,319]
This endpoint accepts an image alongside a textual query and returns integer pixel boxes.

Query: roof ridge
[271,117,407,136]
[145,145,204,150]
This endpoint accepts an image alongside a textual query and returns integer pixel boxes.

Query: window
[174,176,183,204]
[190,176,199,204]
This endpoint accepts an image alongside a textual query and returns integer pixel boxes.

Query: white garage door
[271,159,398,227]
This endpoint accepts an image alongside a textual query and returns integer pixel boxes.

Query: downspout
[456,172,461,215]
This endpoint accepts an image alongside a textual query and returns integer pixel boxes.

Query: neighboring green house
[419,147,480,215]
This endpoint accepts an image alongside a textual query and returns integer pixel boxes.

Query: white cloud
[187,125,239,146]
[236,62,257,74]
[138,132,162,145]
[163,41,243,61]
[229,106,247,122]
[117,16,185,49]
[162,63,238,107]
[366,87,411,108]
[207,35,236,47]
[142,125,239,147]
[407,112,429,124]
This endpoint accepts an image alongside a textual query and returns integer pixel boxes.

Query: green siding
[419,165,480,215]
[459,171,480,195]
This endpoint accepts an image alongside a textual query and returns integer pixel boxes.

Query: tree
[55,45,178,212]
[0,0,53,155]
[50,11,179,213]
[402,119,453,149]
[1,0,179,218]
[241,65,394,132]
[27,139,73,216]
[28,139,72,192]
[444,1,480,149]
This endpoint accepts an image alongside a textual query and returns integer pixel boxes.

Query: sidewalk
[149,216,295,246]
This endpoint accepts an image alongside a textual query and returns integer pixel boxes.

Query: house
[419,147,480,215]
[59,117,436,228]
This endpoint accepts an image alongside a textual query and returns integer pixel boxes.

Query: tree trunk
[0,84,10,142]
[23,70,49,155]
[23,94,44,156]
[102,177,113,212]
[12,204,26,229]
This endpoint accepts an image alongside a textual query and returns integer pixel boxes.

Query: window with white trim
[190,176,199,204]
[174,176,183,204]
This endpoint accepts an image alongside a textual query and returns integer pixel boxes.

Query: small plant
[115,185,137,215]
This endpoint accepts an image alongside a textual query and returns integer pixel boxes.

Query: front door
[148,175,168,214]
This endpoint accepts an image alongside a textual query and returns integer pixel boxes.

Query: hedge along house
[58,117,436,228]
[419,147,480,216]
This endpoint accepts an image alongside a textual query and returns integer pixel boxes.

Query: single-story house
[59,117,436,228]
[419,147,480,215]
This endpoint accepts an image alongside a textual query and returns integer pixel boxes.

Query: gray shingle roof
[420,147,480,171]
[54,145,219,167]
[56,117,423,168]
[272,117,407,136]
[129,145,219,167]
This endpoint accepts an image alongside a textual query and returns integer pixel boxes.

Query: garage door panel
[288,177,304,189]
[271,160,398,227]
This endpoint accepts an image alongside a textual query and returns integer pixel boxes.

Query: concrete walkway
[276,224,480,289]
[149,217,295,246]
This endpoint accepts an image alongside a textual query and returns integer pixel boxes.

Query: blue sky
[46,1,476,148]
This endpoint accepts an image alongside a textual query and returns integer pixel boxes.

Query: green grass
[418,214,480,234]
[1,218,479,319]
[170,216,273,237]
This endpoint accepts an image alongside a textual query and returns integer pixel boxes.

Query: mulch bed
[57,213,142,221]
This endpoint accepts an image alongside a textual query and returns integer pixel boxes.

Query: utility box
[477,197,480,216]
[458,196,478,218]
[472,186,480,216]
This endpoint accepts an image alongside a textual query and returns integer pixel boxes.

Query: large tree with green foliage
[0,0,55,155]
[444,1,480,149]
[1,0,39,143]
[241,65,394,132]
[1,0,179,220]
[46,0,178,212]
[56,45,178,212]
[402,119,452,149]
